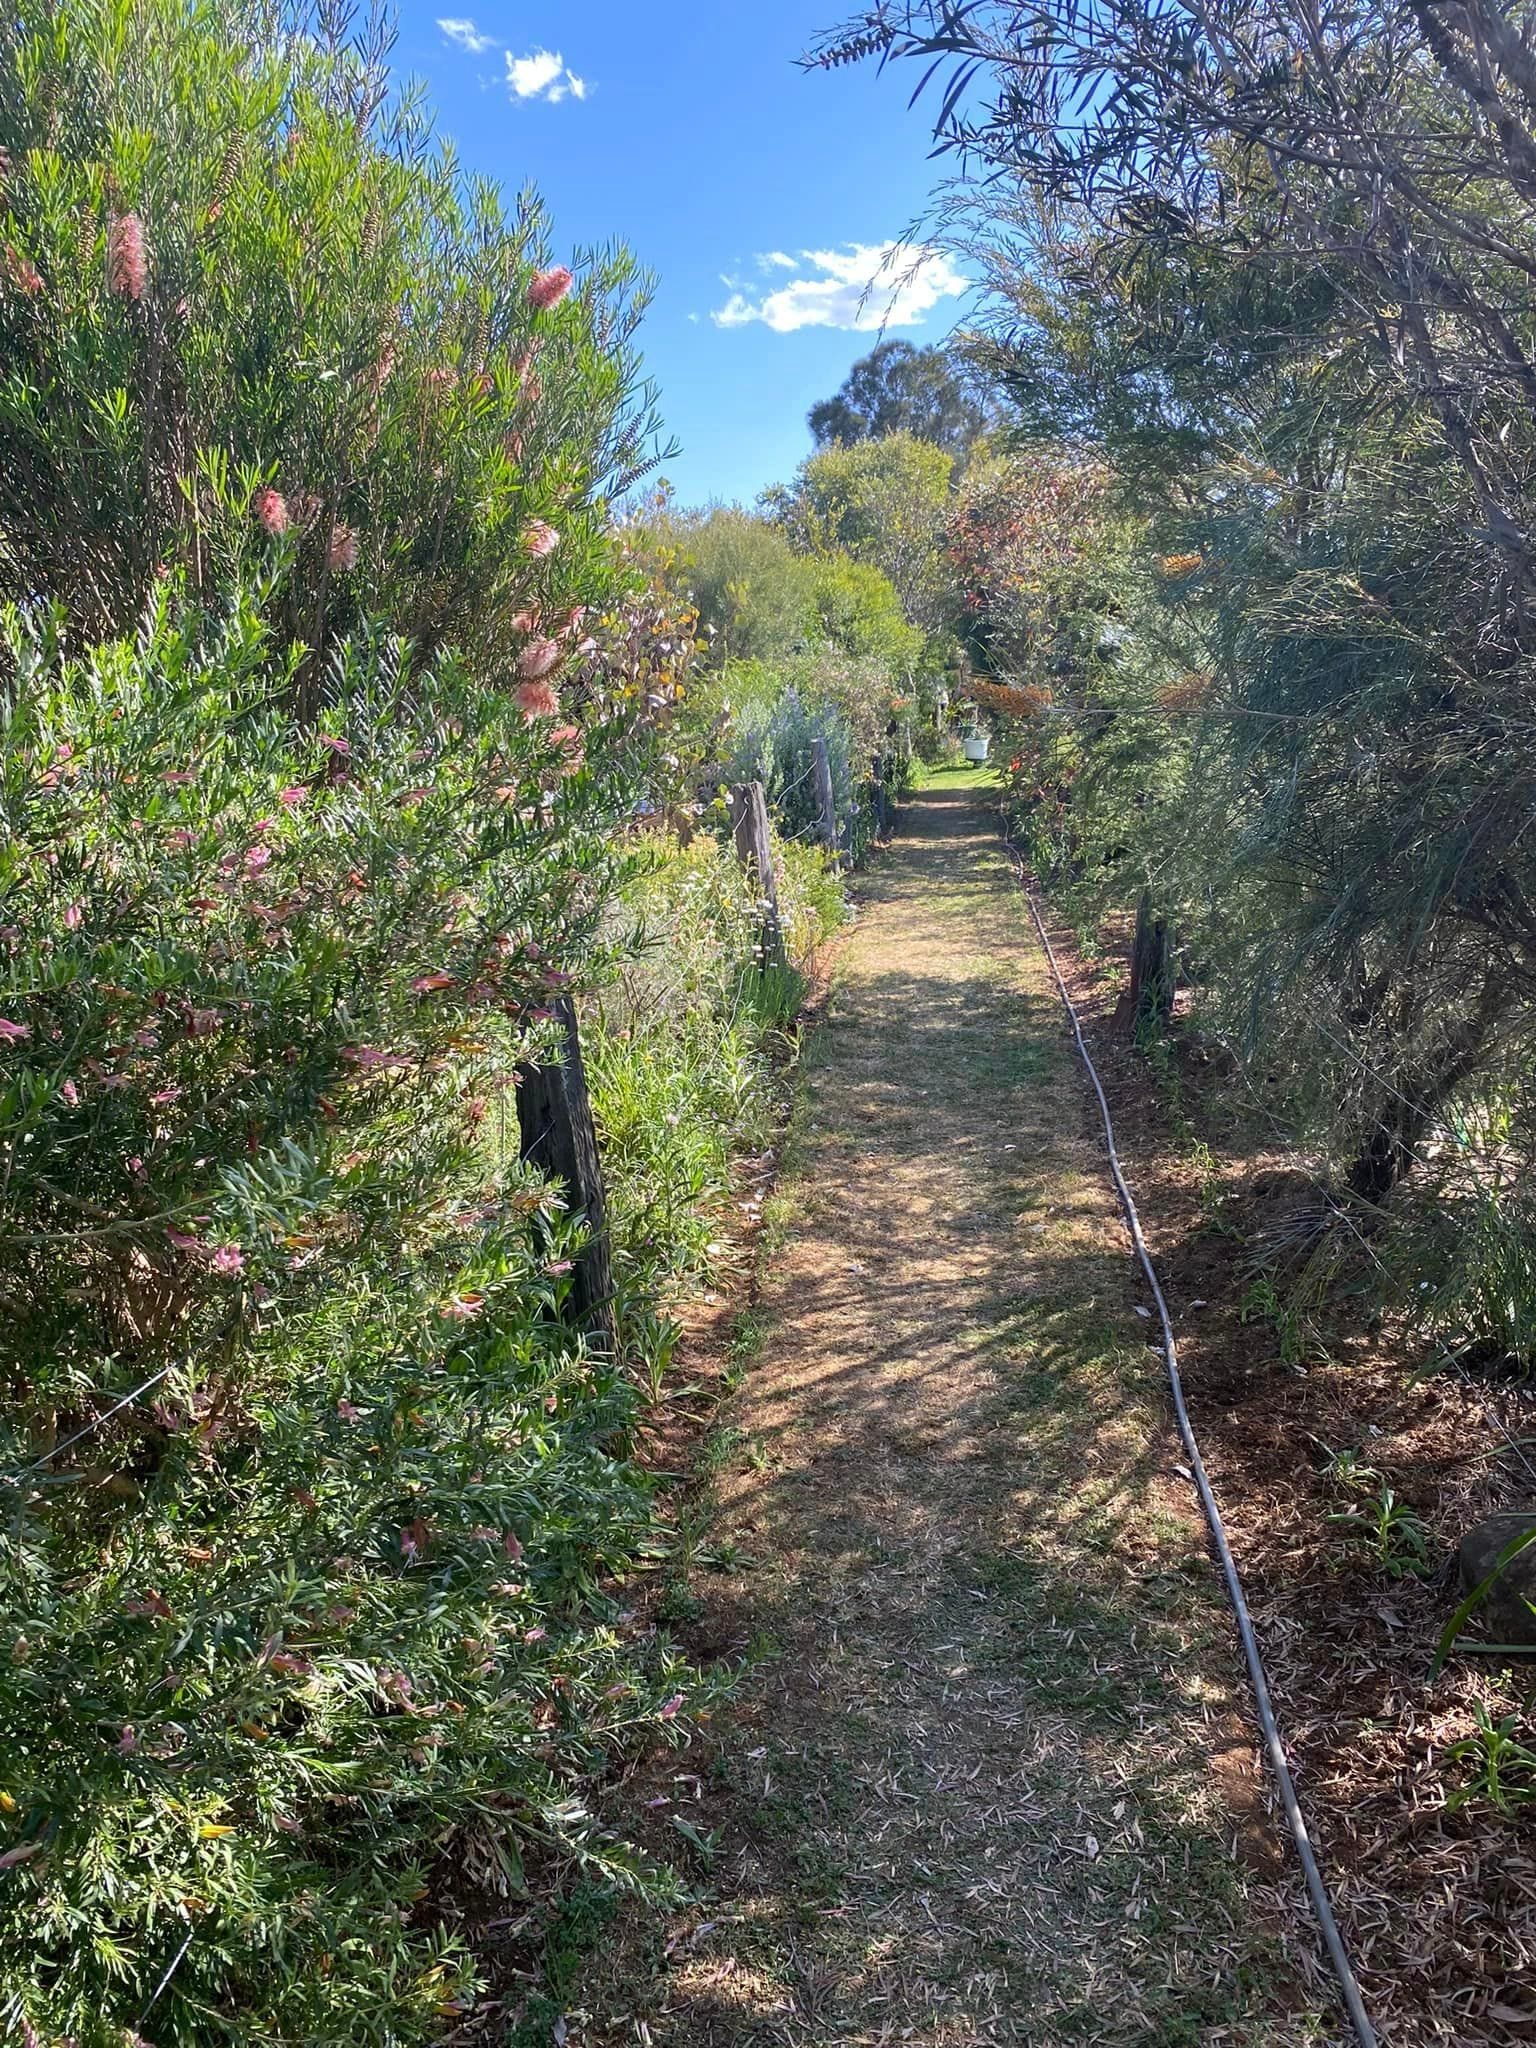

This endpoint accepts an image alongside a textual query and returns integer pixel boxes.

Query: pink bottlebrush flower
[518,637,563,680]
[4,245,42,296]
[521,520,560,558]
[244,845,272,875]
[326,524,358,573]
[210,1245,244,1276]
[503,1530,523,1560]
[318,735,351,757]
[254,487,289,535]
[107,212,147,300]
[515,679,560,720]
[527,264,574,312]
[62,903,83,930]
[550,725,582,746]
[0,1018,30,1042]
[279,785,308,807]
[60,1079,79,1106]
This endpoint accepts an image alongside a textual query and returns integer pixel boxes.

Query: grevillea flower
[515,679,560,721]
[440,1293,486,1322]
[0,1018,30,1043]
[279,785,308,807]
[107,212,147,300]
[326,524,358,573]
[521,520,560,558]
[244,845,272,875]
[210,1246,245,1276]
[527,265,574,311]
[62,904,83,930]
[518,636,563,680]
[254,487,289,535]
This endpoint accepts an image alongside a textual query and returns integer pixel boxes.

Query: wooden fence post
[1129,890,1176,1036]
[871,753,896,840]
[516,995,615,1348]
[810,736,838,857]
[730,780,787,971]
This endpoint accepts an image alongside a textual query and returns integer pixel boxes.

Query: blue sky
[393,3,970,508]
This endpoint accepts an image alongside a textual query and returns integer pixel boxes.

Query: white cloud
[506,47,588,103]
[759,251,799,272]
[712,241,969,334]
[438,17,496,54]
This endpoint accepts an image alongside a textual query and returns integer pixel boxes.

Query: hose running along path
[1002,827,1380,2048]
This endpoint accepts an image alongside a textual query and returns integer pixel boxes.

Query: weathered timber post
[872,753,896,840]
[730,780,787,972]
[1129,889,1176,1036]
[810,736,838,859]
[516,996,615,1348]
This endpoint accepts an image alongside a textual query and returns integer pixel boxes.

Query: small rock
[1457,1511,1536,1643]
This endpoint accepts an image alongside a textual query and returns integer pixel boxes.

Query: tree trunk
[516,996,615,1349]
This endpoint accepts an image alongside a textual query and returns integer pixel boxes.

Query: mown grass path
[603,774,1328,2046]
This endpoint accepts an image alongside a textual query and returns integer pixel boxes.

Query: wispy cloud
[437,17,496,54]
[506,47,588,103]
[713,241,969,334]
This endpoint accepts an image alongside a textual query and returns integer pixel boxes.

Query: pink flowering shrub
[0,0,662,692]
[0,590,713,2042]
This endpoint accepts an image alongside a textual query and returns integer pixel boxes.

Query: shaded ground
[582,773,1330,2046]
[1030,881,1536,2048]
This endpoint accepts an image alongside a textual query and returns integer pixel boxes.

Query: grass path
[600,774,1328,2046]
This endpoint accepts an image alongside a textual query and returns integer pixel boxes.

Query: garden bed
[1030,898,1536,2046]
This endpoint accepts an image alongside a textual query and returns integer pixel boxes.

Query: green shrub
[0,0,659,688]
[0,591,710,2045]
[587,830,844,1319]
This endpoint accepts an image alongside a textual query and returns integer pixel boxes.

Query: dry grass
[556,772,1332,2047]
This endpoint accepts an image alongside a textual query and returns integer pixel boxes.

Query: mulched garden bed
[1030,898,1536,2048]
